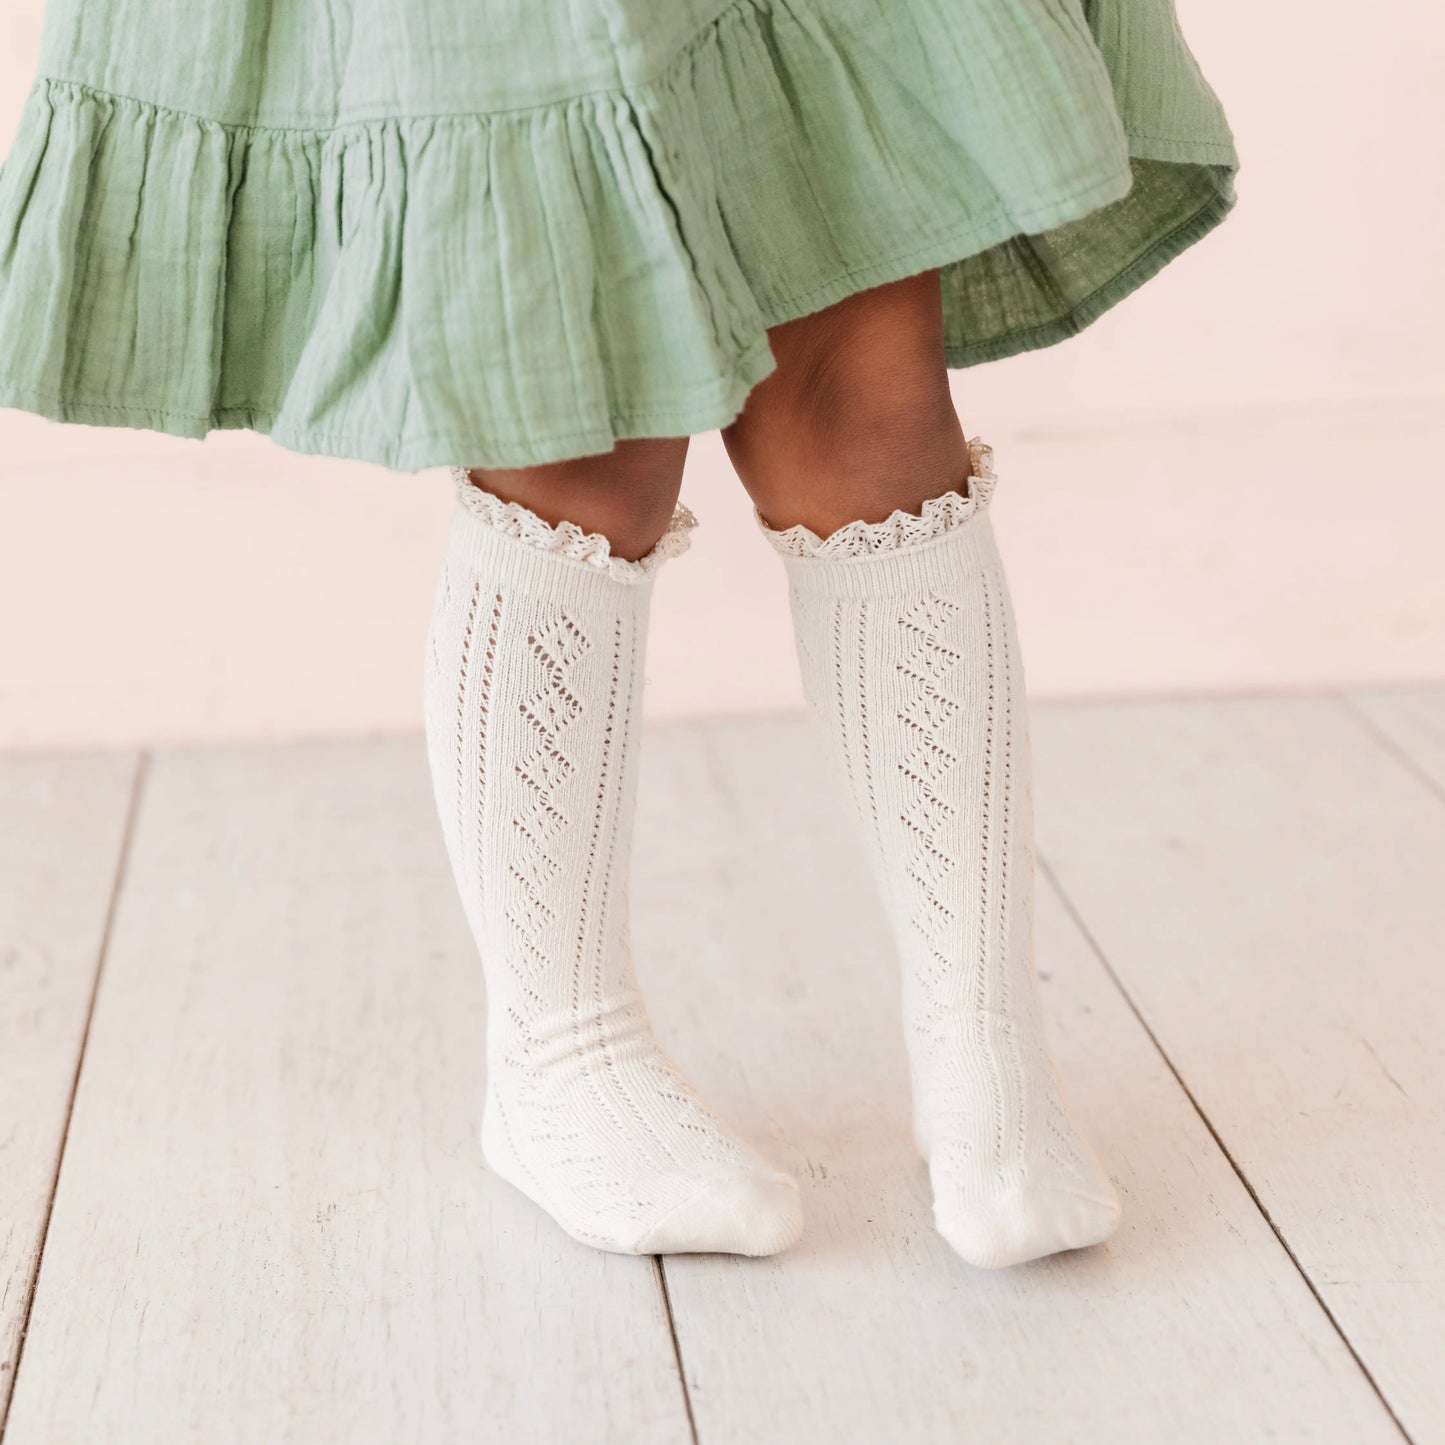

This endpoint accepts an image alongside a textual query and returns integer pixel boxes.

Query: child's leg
[425,438,802,1256]
[722,270,970,537]
[725,275,1119,1268]
[465,437,691,562]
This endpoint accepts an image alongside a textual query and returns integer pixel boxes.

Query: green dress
[0,0,1237,472]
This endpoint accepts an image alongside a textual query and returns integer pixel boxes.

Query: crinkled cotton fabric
[0,0,1238,471]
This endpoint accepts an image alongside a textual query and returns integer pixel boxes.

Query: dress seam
[1126,132,1233,148]
[34,1,753,134]
[30,77,1237,164]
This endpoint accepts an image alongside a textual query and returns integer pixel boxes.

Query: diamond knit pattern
[764,441,1120,1268]
[424,481,801,1256]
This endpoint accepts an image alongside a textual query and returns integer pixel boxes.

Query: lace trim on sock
[758,436,996,560]
[451,466,697,582]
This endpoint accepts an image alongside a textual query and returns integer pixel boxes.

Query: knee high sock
[759,438,1119,1268]
[425,472,801,1257]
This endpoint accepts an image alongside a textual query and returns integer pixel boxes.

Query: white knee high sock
[425,473,801,1257]
[760,439,1119,1268]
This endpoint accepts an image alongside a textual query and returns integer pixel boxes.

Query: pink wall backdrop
[1,1,1442,746]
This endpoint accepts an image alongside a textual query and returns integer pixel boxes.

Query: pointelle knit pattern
[425,472,802,1256]
[761,437,1120,1267]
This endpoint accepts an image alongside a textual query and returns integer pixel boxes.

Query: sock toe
[935,1184,1121,1269]
[636,1171,804,1257]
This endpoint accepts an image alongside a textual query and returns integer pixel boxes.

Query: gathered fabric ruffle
[0,0,1238,472]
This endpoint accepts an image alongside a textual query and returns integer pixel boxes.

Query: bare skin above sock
[425,472,802,1257]
[760,438,1120,1268]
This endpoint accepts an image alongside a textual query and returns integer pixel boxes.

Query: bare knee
[723,271,970,535]
[466,436,689,562]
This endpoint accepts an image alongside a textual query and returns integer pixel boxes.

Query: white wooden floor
[3,690,1444,1444]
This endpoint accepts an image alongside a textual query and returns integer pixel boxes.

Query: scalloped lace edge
[758,436,996,560]
[451,467,697,581]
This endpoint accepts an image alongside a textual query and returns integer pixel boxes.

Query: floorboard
[1347,686,1445,798]
[7,700,1440,1443]
[633,719,1400,1445]
[3,743,691,1445]
[1032,696,1445,1441]
[0,752,137,1427]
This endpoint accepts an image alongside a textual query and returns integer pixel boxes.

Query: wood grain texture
[4,742,691,1445]
[1032,697,1445,1441]
[631,718,1400,1445]
[1348,686,1445,796]
[0,752,137,1425]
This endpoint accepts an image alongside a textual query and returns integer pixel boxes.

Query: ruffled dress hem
[0,186,1233,473]
[0,0,1239,471]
